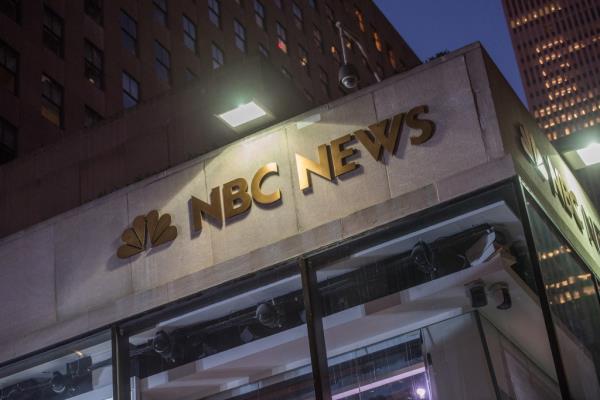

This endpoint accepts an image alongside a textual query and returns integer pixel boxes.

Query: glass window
[125,262,315,399]
[84,105,103,128]
[387,45,398,70]
[0,333,113,400]
[526,196,600,399]
[298,44,309,71]
[41,74,63,127]
[311,196,561,398]
[308,0,316,10]
[85,0,102,25]
[182,15,197,52]
[0,39,18,94]
[372,26,383,52]
[234,19,246,53]
[325,4,335,31]
[153,0,167,26]
[0,116,17,163]
[185,68,196,81]
[312,25,323,53]
[154,41,171,82]
[354,8,365,32]
[0,0,20,23]
[84,40,103,89]
[43,6,64,57]
[258,42,269,58]
[211,42,224,69]
[122,71,139,109]
[276,22,287,53]
[120,10,137,55]
[319,66,329,98]
[292,2,303,30]
[254,0,265,30]
[208,0,220,28]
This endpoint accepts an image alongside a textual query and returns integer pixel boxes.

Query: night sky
[374,0,527,104]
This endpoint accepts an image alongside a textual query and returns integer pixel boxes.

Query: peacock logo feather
[117,210,177,259]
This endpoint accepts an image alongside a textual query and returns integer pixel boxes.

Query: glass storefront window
[311,199,561,399]
[526,196,600,399]
[126,262,314,399]
[0,332,113,400]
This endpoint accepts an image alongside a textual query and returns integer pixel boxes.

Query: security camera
[489,282,512,310]
[466,280,488,308]
[338,63,359,89]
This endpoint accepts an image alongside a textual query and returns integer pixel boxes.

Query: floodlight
[218,101,267,127]
[577,142,600,166]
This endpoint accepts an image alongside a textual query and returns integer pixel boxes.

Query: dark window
[0,40,18,94]
[154,41,171,82]
[308,0,316,10]
[292,2,303,30]
[319,66,329,98]
[276,22,287,53]
[122,71,139,109]
[312,25,323,53]
[120,10,137,55]
[153,0,167,26]
[84,105,103,128]
[273,0,282,9]
[234,19,246,52]
[185,68,197,81]
[258,43,269,58]
[0,117,17,163]
[0,0,20,23]
[211,43,224,69]
[43,6,64,57]
[85,0,103,25]
[254,0,265,30]
[84,40,103,89]
[41,74,63,127]
[208,0,220,28]
[182,15,197,52]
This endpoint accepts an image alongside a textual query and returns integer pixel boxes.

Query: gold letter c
[251,162,282,205]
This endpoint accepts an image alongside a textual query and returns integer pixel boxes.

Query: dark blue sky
[374,0,526,104]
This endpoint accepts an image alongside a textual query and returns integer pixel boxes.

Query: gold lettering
[406,105,436,145]
[331,134,359,177]
[295,144,332,191]
[354,129,383,161]
[367,113,404,154]
[223,178,252,219]
[191,187,222,231]
[251,162,282,205]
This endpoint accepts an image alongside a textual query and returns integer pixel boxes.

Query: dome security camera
[338,63,359,90]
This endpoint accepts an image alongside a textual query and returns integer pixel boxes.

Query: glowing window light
[577,143,600,166]
[218,101,267,127]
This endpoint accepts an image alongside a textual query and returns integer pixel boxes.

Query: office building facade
[0,44,599,400]
[501,0,600,141]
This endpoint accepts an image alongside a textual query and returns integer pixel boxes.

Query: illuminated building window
[331,45,340,63]
[355,8,365,32]
[153,0,167,26]
[298,44,309,73]
[276,22,287,53]
[387,46,397,70]
[372,27,383,52]
[120,10,137,55]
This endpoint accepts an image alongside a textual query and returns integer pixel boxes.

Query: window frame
[0,39,18,95]
[120,10,138,55]
[211,42,224,69]
[208,0,221,28]
[84,0,103,25]
[233,19,247,53]
[84,40,104,89]
[276,21,288,54]
[153,0,168,26]
[0,116,17,163]
[254,0,266,30]
[41,73,63,127]
[122,71,139,109]
[182,15,197,53]
[43,6,64,58]
[154,40,171,83]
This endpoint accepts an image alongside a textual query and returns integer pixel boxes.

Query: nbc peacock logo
[117,210,178,259]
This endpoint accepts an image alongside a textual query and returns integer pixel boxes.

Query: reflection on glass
[527,199,600,399]
[128,264,313,399]
[0,333,113,400]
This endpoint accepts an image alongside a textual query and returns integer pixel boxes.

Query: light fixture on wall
[577,142,600,166]
[218,101,267,128]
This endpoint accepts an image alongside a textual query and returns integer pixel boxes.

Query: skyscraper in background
[501,0,600,141]
[502,0,600,209]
